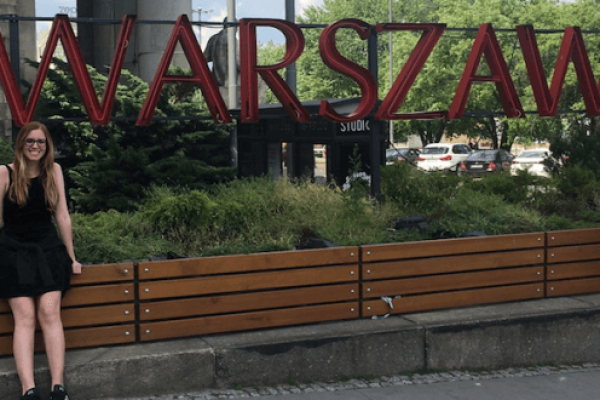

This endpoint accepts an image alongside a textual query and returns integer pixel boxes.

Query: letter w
[517,25,600,116]
[0,14,136,127]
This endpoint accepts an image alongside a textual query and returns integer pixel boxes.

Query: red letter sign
[319,19,377,122]
[137,15,230,126]
[448,24,524,120]
[240,18,309,123]
[0,14,135,126]
[375,23,446,121]
[517,25,600,116]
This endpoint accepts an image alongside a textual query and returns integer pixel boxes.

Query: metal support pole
[285,0,297,92]
[9,15,20,142]
[227,0,238,167]
[388,0,394,145]
[285,0,297,179]
[368,27,381,201]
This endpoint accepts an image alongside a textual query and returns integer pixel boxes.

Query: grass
[71,165,600,264]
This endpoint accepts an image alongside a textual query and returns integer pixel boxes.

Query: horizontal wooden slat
[139,247,360,280]
[139,265,358,301]
[140,302,359,342]
[71,263,134,285]
[62,304,135,328]
[0,314,12,335]
[547,261,600,280]
[0,325,136,355]
[546,278,600,297]
[140,283,359,321]
[0,335,12,355]
[0,300,9,313]
[0,304,135,334]
[363,249,544,280]
[361,233,544,262]
[362,267,544,298]
[362,283,544,317]
[547,228,600,247]
[64,325,136,349]
[547,244,600,264]
[62,283,135,307]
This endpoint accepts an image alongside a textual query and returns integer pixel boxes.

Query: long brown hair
[9,122,59,210]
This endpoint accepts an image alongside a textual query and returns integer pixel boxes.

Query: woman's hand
[72,261,82,275]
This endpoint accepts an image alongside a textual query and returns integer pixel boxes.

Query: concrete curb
[1,293,599,399]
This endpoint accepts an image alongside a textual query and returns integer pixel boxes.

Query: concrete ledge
[0,294,599,399]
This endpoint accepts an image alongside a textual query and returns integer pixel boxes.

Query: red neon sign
[0,15,598,127]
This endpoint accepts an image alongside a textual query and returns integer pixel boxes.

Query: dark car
[386,148,420,165]
[457,149,513,177]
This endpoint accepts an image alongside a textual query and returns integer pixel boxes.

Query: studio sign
[0,14,599,127]
[340,120,370,132]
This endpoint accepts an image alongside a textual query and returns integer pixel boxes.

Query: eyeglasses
[25,138,47,147]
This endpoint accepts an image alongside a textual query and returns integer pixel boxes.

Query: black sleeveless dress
[0,165,72,299]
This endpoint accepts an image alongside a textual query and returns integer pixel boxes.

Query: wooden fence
[546,228,600,297]
[360,232,546,317]
[0,228,599,355]
[0,262,135,355]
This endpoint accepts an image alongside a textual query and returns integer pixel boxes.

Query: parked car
[386,148,420,165]
[458,149,513,177]
[416,143,472,172]
[510,149,559,178]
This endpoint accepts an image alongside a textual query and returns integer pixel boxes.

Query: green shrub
[140,189,216,232]
[540,214,588,231]
[72,210,173,264]
[556,165,598,205]
[68,169,600,264]
[381,162,461,216]
[0,139,13,164]
[463,170,540,204]
[437,189,542,236]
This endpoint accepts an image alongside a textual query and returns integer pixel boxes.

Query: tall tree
[31,60,236,213]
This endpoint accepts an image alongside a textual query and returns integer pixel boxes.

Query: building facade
[76,0,192,82]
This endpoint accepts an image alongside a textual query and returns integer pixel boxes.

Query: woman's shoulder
[0,164,11,191]
[52,162,63,173]
[0,164,11,178]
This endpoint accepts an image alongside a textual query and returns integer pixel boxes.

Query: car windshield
[468,151,497,161]
[422,147,448,155]
[520,151,547,158]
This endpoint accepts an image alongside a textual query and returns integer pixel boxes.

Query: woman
[0,122,81,400]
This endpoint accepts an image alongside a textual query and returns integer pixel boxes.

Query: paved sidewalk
[3,294,599,399]
[101,363,600,400]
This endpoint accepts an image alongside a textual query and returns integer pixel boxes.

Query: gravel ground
[97,363,600,400]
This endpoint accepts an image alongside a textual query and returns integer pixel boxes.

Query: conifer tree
[29,59,236,213]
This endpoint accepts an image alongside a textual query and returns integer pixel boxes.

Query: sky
[35,0,325,49]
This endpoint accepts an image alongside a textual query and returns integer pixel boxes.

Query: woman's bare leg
[8,296,37,394]
[36,291,65,387]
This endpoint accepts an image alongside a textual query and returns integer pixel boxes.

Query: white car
[416,143,472,172]
[510,149,559,178]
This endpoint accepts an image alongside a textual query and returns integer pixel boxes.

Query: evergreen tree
[29,60,236,213]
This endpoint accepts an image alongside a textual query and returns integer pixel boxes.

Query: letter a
[137,14,230,126]
[448,24,524,120]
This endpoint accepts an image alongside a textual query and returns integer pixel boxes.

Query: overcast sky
[35,0,324,48]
